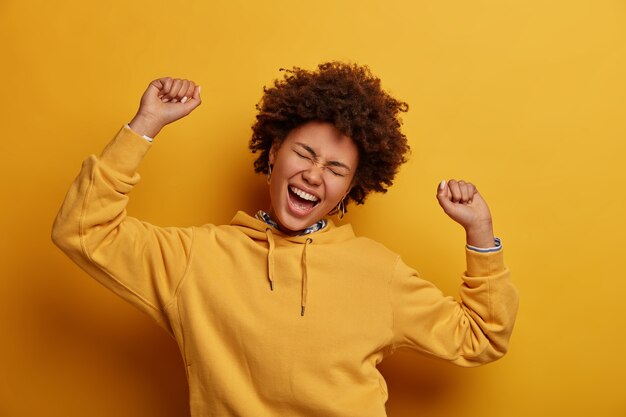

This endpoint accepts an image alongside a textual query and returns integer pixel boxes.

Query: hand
[436,179,495,248]
[129,77,202,138]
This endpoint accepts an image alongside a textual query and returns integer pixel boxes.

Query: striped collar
[255,210,326,236]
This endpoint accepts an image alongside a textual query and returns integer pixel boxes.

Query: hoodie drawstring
[264,227,312,316]
[265,228,276,291]
[301,238,312,316]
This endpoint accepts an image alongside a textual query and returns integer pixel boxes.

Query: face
[268,121,359,234]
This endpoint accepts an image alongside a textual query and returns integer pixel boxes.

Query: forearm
[459,249,519,363]
[52,125,151,257]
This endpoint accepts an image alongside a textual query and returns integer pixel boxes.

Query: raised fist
[436,179,495,248]
[129,77,201,138]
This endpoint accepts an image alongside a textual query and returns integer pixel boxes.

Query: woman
[52,62,518,416]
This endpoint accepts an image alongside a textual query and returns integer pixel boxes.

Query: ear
[345,178,357,196]
[269,141,279,165]
[341,188,351,204]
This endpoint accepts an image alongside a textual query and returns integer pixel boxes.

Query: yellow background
[1,1,625,416]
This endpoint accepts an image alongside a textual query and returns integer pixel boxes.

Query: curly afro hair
[250,61,410,207]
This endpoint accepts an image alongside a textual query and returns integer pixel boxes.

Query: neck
[261,209,326,236]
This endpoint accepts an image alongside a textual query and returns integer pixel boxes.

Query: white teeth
[290,186,319,202]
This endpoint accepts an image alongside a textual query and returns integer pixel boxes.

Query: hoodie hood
[229,211,356,316]
[229,211,355,243]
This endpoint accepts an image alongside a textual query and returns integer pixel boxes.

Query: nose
[301,163,323,186]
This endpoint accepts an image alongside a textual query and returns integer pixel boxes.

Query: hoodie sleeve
[51,125,194,332]
[389,249,519,367]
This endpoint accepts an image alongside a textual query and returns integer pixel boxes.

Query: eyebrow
[295,142,352,171]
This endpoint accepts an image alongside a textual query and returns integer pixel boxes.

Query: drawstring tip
[300,306,305,316]
[269,281,274,291]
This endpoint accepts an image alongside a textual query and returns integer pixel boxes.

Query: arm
[390,250,518,366]
[390,179,518,366]
[51,78,202,331]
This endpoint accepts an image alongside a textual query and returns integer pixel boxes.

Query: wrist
[465,220,495,248]
[129,113,163,138]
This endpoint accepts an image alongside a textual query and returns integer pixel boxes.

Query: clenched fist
[129,77,202,138]
[436,179,495,248]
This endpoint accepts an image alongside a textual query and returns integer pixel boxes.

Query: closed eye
[293,145,350,177]
[294,150,313,162]
[326,161,349,177]
[327,168,345,177]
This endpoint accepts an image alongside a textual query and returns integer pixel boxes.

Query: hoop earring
[266,164,273,184]
[336,198,346,220]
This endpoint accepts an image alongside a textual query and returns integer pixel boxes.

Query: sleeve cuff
[465,240,506,277]
[98,125,152,177]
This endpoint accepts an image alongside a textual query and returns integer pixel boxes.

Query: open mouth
[288,185,320,215]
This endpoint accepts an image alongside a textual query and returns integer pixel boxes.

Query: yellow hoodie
[52,125,519,417]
